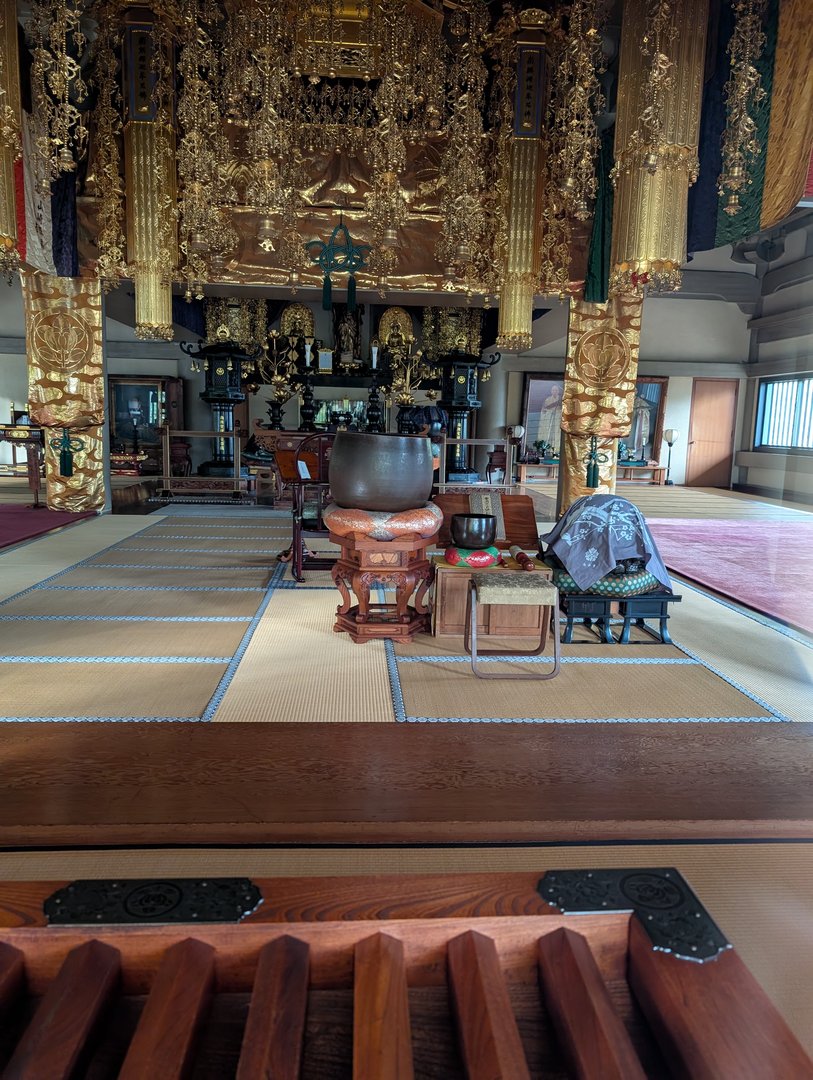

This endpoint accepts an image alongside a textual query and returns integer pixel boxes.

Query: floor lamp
[663,428,679,485]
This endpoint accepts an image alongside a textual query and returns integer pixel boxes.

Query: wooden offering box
[0,869,808,1078]
[432,555,553,637]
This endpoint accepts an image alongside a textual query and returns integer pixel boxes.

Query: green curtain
[584,128,615,303]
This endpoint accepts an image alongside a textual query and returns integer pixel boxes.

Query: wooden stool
[464,572,561,679]
[330,531,435,644]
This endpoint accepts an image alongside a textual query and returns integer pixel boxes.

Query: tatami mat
[0,661,227,718]
[214,588,393,723]
[396,648,772,721]
[525,483,812,520]
[0,619,247,658]
[0,843,809,1058]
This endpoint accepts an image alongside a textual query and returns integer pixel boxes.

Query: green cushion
[552,567,661,597]
[472,571,559,607]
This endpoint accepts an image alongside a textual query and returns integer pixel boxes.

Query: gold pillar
[22,270,106,512]
[124,22,177,340]
[559,294,642,512]
[0,0,22,277]
[610,0,709,294]
[496,27,546,352]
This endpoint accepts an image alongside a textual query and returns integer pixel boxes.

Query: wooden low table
[617,464,666,484]
[518,461,559,483]
[330,530,435,644]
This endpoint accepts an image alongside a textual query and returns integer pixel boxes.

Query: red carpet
[648,518,813,634]
[0,505,96,550]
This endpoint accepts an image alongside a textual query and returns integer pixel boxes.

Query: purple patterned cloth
[540,494,671,592]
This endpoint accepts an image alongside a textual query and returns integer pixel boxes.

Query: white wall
[0,352,29,466]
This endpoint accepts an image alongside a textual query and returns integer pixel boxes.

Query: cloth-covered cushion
[472,571,559,607]
[323,501,443,540]
[444,545,501,568]
[551,566,662,597]
[540,494,671,592]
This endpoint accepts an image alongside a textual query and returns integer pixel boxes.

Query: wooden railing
[0,908,809,1077]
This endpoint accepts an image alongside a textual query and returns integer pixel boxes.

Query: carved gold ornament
[574,328,630,388]
[29,311,93,374]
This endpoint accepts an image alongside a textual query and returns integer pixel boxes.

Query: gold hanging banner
[0,0,22,277]
[610,0,709,294]
[497,25,548,352]
[124,21,177,340]
[760,0,813,230]
[559,293,642,511]
[22,270,106,512]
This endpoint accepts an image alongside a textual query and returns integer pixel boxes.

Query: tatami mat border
[0,615,252,623]
[117,547,284,554]
[43,585,266,592]
[0,655,232,663]
[396,656,698,665]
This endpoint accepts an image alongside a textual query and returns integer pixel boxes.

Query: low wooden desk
[617,464,666,484]
[518,461,559,483]
[432,554,552,637]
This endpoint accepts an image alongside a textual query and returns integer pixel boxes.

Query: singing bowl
[450,513,497,549]
[328,432,435,512]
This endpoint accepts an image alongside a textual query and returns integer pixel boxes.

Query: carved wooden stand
[330,531,435,644]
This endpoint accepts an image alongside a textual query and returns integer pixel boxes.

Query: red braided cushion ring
[323,501,443,540]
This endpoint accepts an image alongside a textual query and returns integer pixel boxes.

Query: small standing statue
[333,304,362,371]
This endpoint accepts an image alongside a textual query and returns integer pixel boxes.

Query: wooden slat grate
[0,913,809,1078]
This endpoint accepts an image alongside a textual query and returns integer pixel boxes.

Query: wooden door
[685,378,739,488]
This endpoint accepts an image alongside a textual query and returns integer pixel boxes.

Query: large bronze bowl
[329,432,435,512]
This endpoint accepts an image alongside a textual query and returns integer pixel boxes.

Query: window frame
[753,375,813,454]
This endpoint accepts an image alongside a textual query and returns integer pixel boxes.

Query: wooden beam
[627,916,813,1079]
[3,939,120,1080]
[0,722,812,847]
[538,927,646,1080]
[237,935,310,1080]
[0,941,25,1011]
[118,938,215,1080]
[353,932,414,1080]
[448,930,530,1080]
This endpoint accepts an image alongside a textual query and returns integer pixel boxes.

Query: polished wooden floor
[1,721,812,848]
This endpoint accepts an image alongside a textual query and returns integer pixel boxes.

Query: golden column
[22,270,106,512]
[496,17,549,352]
[559,0,709,512]
[0,0,22,277]
[560,296,642,510]
[123,18,177,340]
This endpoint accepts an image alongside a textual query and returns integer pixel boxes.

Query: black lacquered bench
[561,590,681,644]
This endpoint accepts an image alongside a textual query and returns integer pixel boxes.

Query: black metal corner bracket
[44,878,263,926]
[538,867,731,963]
